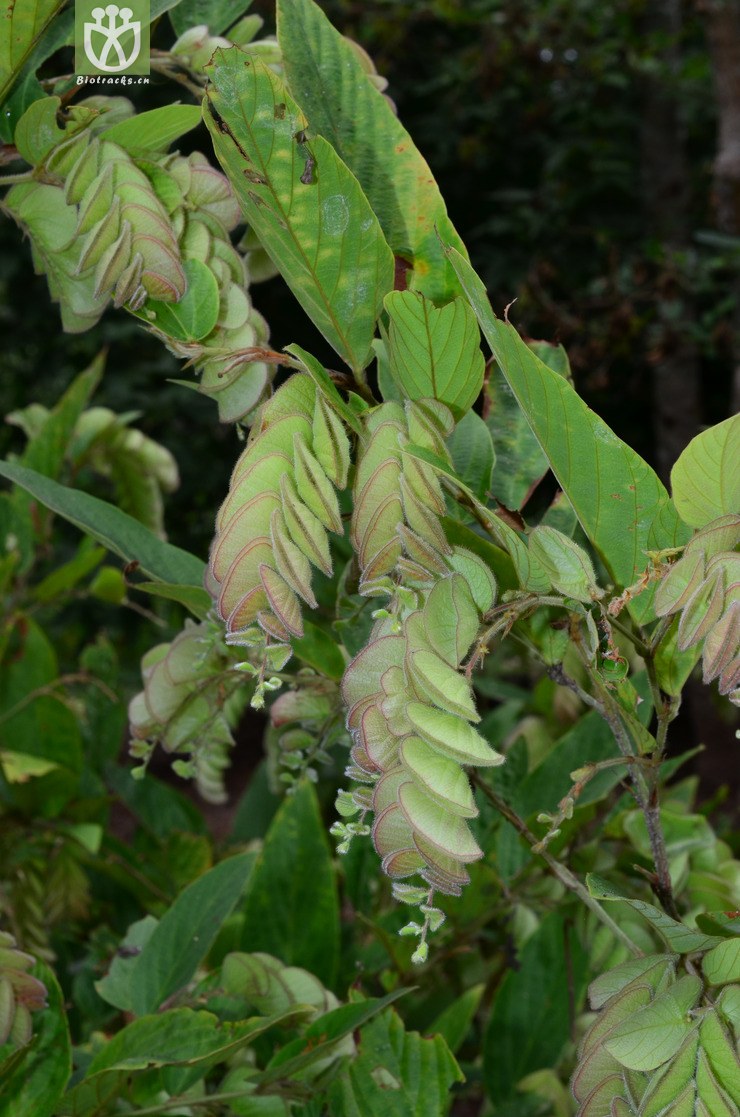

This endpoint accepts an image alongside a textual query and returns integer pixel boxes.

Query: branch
[472,774,644,958]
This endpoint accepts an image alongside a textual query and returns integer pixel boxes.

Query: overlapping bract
[332,399,503,898]
[128,619,249,803]
[571,953,740,1115]
[0,931,47,1048]
[655,514,740,705]
[5,107,270,420]
[350,398,455,593]
[338,563,501,899]
[207,374,349,645]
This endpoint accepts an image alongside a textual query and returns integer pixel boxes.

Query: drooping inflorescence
[205,381,504,948]
[207,373,349,648]
[5,102,270,421]
[128,619,250,803]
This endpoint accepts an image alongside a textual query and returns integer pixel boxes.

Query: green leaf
[429,984,485,1055]
[106,767,207,839]
[222,951,334,1015]
[604,975,701,1071]
[0,69,43,145]
[485,356,552,511]
[702,939,740,987]
[169,0,249,36]
[204,48,393,373]
[588,953,678,1010]
[87,1010,288,1071]
[102,104,203,152]
[20,356,104,480]
[670,416,740,529]
[586,875,724,952]
[0,461,205,585]
[292,620,346,679]
[133,580,212,618]
[384,292,485,420]
[239,781,340,987]
[0,963,71,1117]
[483,912,588,1102]
[446,411,495,503]
[699,1009,740,1099]
[510,687,649,820]
[327,1007,463,1117]
[94,916,158,1012]
[277,0,468,303]
[0,619,83,772]
[13,95,65,164]
[653,615,703,697]
[0,0,65,104]
[0,9,72,141]
[129,853,255,1015]
[262,991,411,1083]
[140,259,220,342]
[445,248,690,623]
[58,1008,301,1117]
[230,761,281,843]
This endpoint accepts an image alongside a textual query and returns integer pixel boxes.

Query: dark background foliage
[3,0,736,780]
[3,0,737,550]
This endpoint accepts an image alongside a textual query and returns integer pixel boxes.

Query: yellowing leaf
[204,48,393,373]
[277,0,468,302]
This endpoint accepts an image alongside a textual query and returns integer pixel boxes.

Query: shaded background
[1,0,738,785]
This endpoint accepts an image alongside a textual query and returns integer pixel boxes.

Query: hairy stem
[577,646,680,919]
[472,775,644,957]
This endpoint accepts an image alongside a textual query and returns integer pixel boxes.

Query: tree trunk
[703,0,740,413]
[640,0,702,483]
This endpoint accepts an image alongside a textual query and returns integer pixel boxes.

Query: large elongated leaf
[0,0,65,103]
[261,991,410,1084]
[128,853,255,1015]
[0,963,71,1117]
[17,356,103,480]
[486,346,569,511]
[483,912,588,1102]
[587,875,724,953]
[384,292,485,419]
[0,619,83,771]
[169,0,248,36]
[0,461,205,585]
[103,104,203,152]
[57,1008,300,1117]
[328,1008,463,1117]
[277,0,468,303]
[670,415,740,529]
[445,247,690,624]
[204,48,393,374]
[239,781,340,987]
